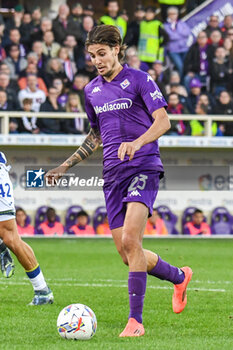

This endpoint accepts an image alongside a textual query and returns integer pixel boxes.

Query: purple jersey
[84,64,167,181]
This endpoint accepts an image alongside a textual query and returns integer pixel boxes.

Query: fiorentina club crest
[120,79,130,89]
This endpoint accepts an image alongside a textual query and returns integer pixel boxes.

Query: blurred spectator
[18,61,48,94]
[22,13,32,26]
[0,88,17,133]
[198,93,213,114]
[4,44,27,80]
[164,6,191,78]
[83,4,95,18]
[186,78,202,114]
[77,15,95,69]
[78,54,97,80]
[0,14,4,40]
[52,4,80,44]
[166,92,190,135]
[30,6,42,34]
[184,31,212,91]
[221,15,233,38]
[124,4,145,47]
[183,209,211,235]
[227,28,233,42]
[209,47,230,95]
[42,31,61,58]
[167,92,187,114]
[168,71,188,98]
[69,210,95,235]
[62,93,88,134]
[126,47,149,72]
[158,0,185,22]
[71,73,88,109]
[190,94,218,136]
[205,15,221,37]
[20,12,33,47]
[45,58,67,87]
[37,207,64,236]
[169,83,187,106]
[190,100,208,136]
[0,37,7,62]
[208,30,223,57]
[214,91,233,136]
[53,78,68,108]
[63,35,80,67]
[58,47,77,83]
[223,37,233,64]
[152,60,170,86]
[0,88,14,111]
[70,3,83,28]
[17,98,39,134]
[0,72,19,109]
[32,41,48,74]
[138,7,168,65]
[144,209,168,235]
[18,74,46,112]
[4,28,27,57]
[30,16,52,43]
[3,5,24,44]
[147,68,167,99]
[0,63,11,75]
[16,207,34,235]
[38,86,63,134]
[96,215,111,235]
[100,0,127,39]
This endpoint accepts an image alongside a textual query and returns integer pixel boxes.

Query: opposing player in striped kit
[0,152,53,305]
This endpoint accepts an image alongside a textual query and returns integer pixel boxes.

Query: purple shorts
[103,170,161,230]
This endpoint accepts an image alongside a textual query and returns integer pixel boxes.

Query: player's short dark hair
[194,209,203,215]
[85,25,127,61]
[22,98,33,105]
[46,207,55,215]
[16,207,26,214]
[77,210,89,218]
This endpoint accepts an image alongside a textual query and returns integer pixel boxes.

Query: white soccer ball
[57,303,97,340]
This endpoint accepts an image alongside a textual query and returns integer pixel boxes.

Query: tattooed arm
[45,128,102,184]
[62,127,102,169]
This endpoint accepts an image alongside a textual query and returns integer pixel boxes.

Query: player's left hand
[118,140,143,161]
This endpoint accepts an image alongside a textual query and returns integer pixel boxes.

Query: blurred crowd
[16,205,233,236]
[0,1,232,136]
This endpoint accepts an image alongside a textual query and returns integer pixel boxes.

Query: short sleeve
[84,88,99,129]
[138,73,167,115]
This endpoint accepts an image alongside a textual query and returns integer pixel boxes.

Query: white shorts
[0,161,15,222]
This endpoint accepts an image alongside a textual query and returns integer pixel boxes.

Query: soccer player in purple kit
[46,25,193,337]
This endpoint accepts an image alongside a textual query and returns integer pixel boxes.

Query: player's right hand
[45,166,66,186]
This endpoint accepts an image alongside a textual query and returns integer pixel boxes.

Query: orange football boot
[172,266,193,314]
[119,318,145,337]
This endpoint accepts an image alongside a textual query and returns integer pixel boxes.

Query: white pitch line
[21,277,233,285]
[0,280,226,292]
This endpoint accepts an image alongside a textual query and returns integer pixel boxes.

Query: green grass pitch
[0,238,232,350]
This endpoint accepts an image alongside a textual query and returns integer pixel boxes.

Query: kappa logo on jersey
[26,168,45,188]
[150,90,163,101]
[129,190,141,197]
[94,98,133,115]
[120,79,130,89]
[91,86,101,94]
[147,75,154,83]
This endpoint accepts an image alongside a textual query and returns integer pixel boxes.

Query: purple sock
[128,271,147,324]
[148,256,185,285]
